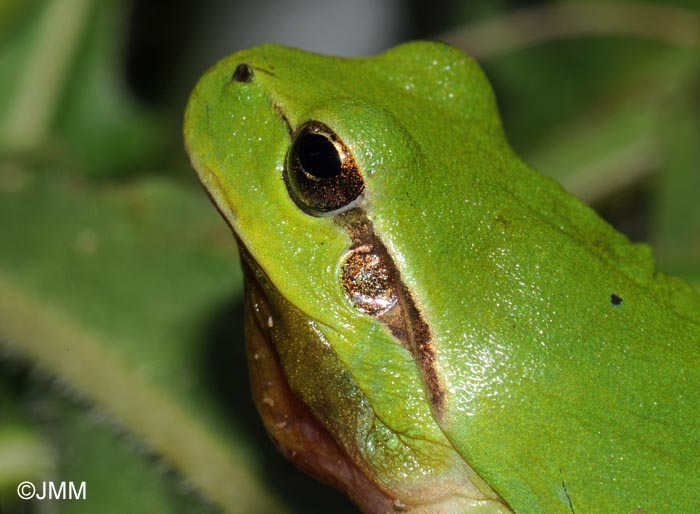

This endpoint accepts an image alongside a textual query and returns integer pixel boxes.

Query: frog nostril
[232,63,253,83]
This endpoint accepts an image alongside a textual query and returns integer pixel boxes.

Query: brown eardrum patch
[340,244,397,315]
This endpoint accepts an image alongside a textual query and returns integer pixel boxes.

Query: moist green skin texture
[184,41,700,513]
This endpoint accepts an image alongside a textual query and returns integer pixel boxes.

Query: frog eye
[285,121,364,216]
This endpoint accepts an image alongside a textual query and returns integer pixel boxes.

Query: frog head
[184,41,510,514]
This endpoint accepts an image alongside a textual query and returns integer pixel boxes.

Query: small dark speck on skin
[611,293,623,306]
[494,214,510,227]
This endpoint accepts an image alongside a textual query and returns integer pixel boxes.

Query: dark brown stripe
[271,101,293,136]
[337,210,445,412]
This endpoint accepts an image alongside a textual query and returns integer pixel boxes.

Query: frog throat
[239,244,401,513]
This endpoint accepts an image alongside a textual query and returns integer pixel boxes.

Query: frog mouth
[237,243,398,514]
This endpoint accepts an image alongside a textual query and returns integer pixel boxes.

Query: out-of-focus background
[0,1,698,513]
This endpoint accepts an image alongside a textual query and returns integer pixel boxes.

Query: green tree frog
[184,42,700,513]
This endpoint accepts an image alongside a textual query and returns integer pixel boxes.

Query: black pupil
[297,133,342,179]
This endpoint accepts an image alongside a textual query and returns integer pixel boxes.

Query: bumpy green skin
[185,42,700,513]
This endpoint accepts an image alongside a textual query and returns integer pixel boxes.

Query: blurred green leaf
[0,162,289,513]
[0,392,54,497]
[48,395,224,514]
[0,0,164,176]
[651,81,700,285]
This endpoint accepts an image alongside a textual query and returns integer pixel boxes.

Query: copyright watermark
[16,481,86,500]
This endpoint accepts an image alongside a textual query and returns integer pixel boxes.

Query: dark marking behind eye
[611,293,623,306]
[232,63,253,83]
[337,210,444,415]
[272,103,293,136]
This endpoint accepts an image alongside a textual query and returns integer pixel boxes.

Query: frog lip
[238,244,398,514]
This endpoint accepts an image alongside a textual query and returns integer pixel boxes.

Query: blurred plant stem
[442,1,700,59]
[1,0,93,151]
